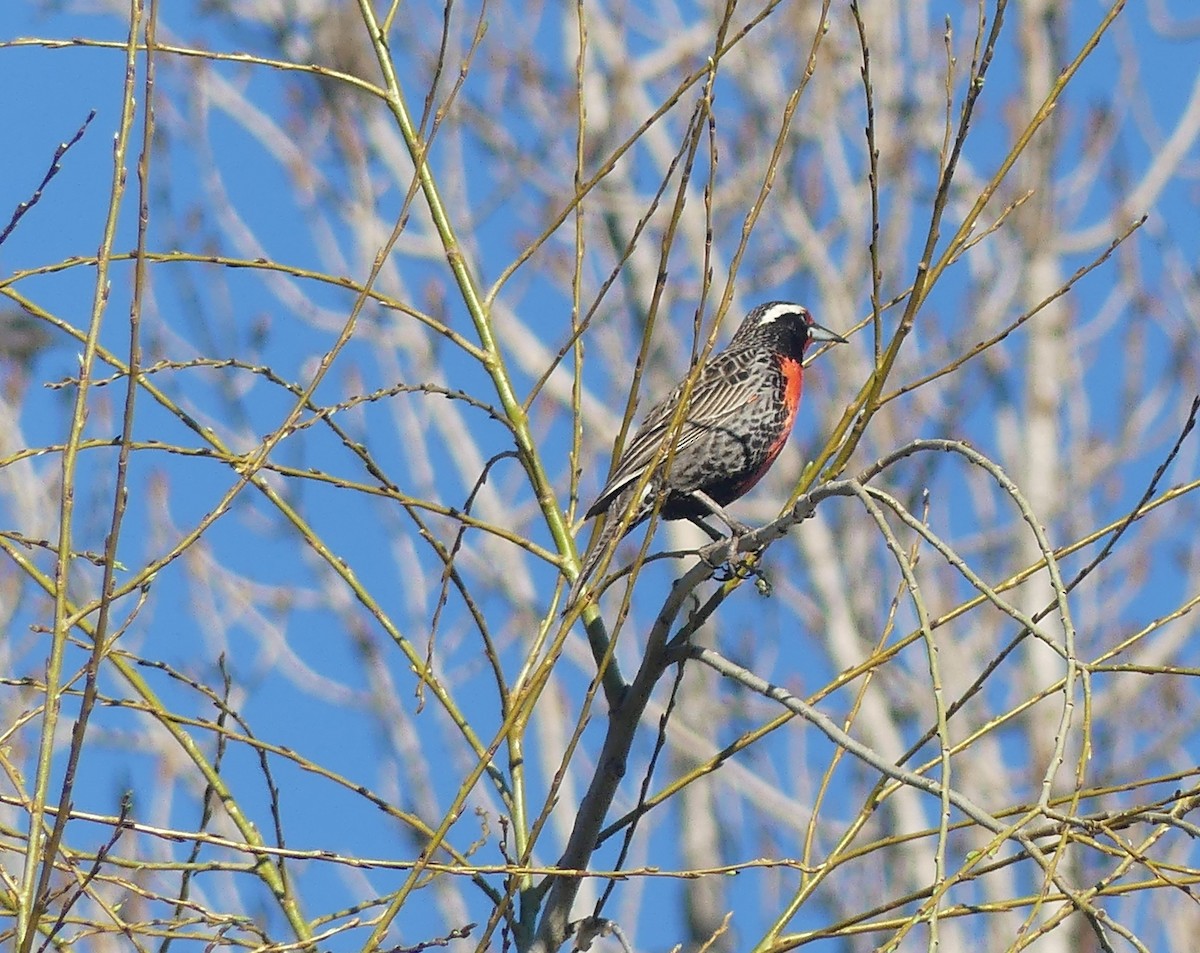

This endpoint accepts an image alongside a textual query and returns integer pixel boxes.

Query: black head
[729,301,848,356]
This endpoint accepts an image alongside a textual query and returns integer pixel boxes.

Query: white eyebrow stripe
[756,302,805,325]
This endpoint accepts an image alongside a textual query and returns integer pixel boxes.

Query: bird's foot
[712,556,771,595]
[698,533,771,594]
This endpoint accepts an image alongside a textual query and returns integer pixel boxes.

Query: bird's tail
[565,512,623,609]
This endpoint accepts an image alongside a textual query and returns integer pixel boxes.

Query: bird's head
[731,301,849,356]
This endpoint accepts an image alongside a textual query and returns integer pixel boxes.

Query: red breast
[768,356,805,458]
[733,357,805,497]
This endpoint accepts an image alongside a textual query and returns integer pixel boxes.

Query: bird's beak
[808,322,849,345]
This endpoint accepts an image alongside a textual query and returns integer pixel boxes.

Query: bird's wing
[586,349,763,516]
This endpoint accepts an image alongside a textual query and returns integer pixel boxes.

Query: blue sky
[4,3,1200,951]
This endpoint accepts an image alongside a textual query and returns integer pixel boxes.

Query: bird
[569,301,847,604]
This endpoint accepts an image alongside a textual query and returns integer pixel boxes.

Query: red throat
[763,356,805,465]
[780,356,804,427]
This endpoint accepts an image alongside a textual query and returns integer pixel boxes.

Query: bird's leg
[687,489,773,586]
[687,489,752,535]
[685,516,726,542]
[686,490,747,574]
[677,513,728,576]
